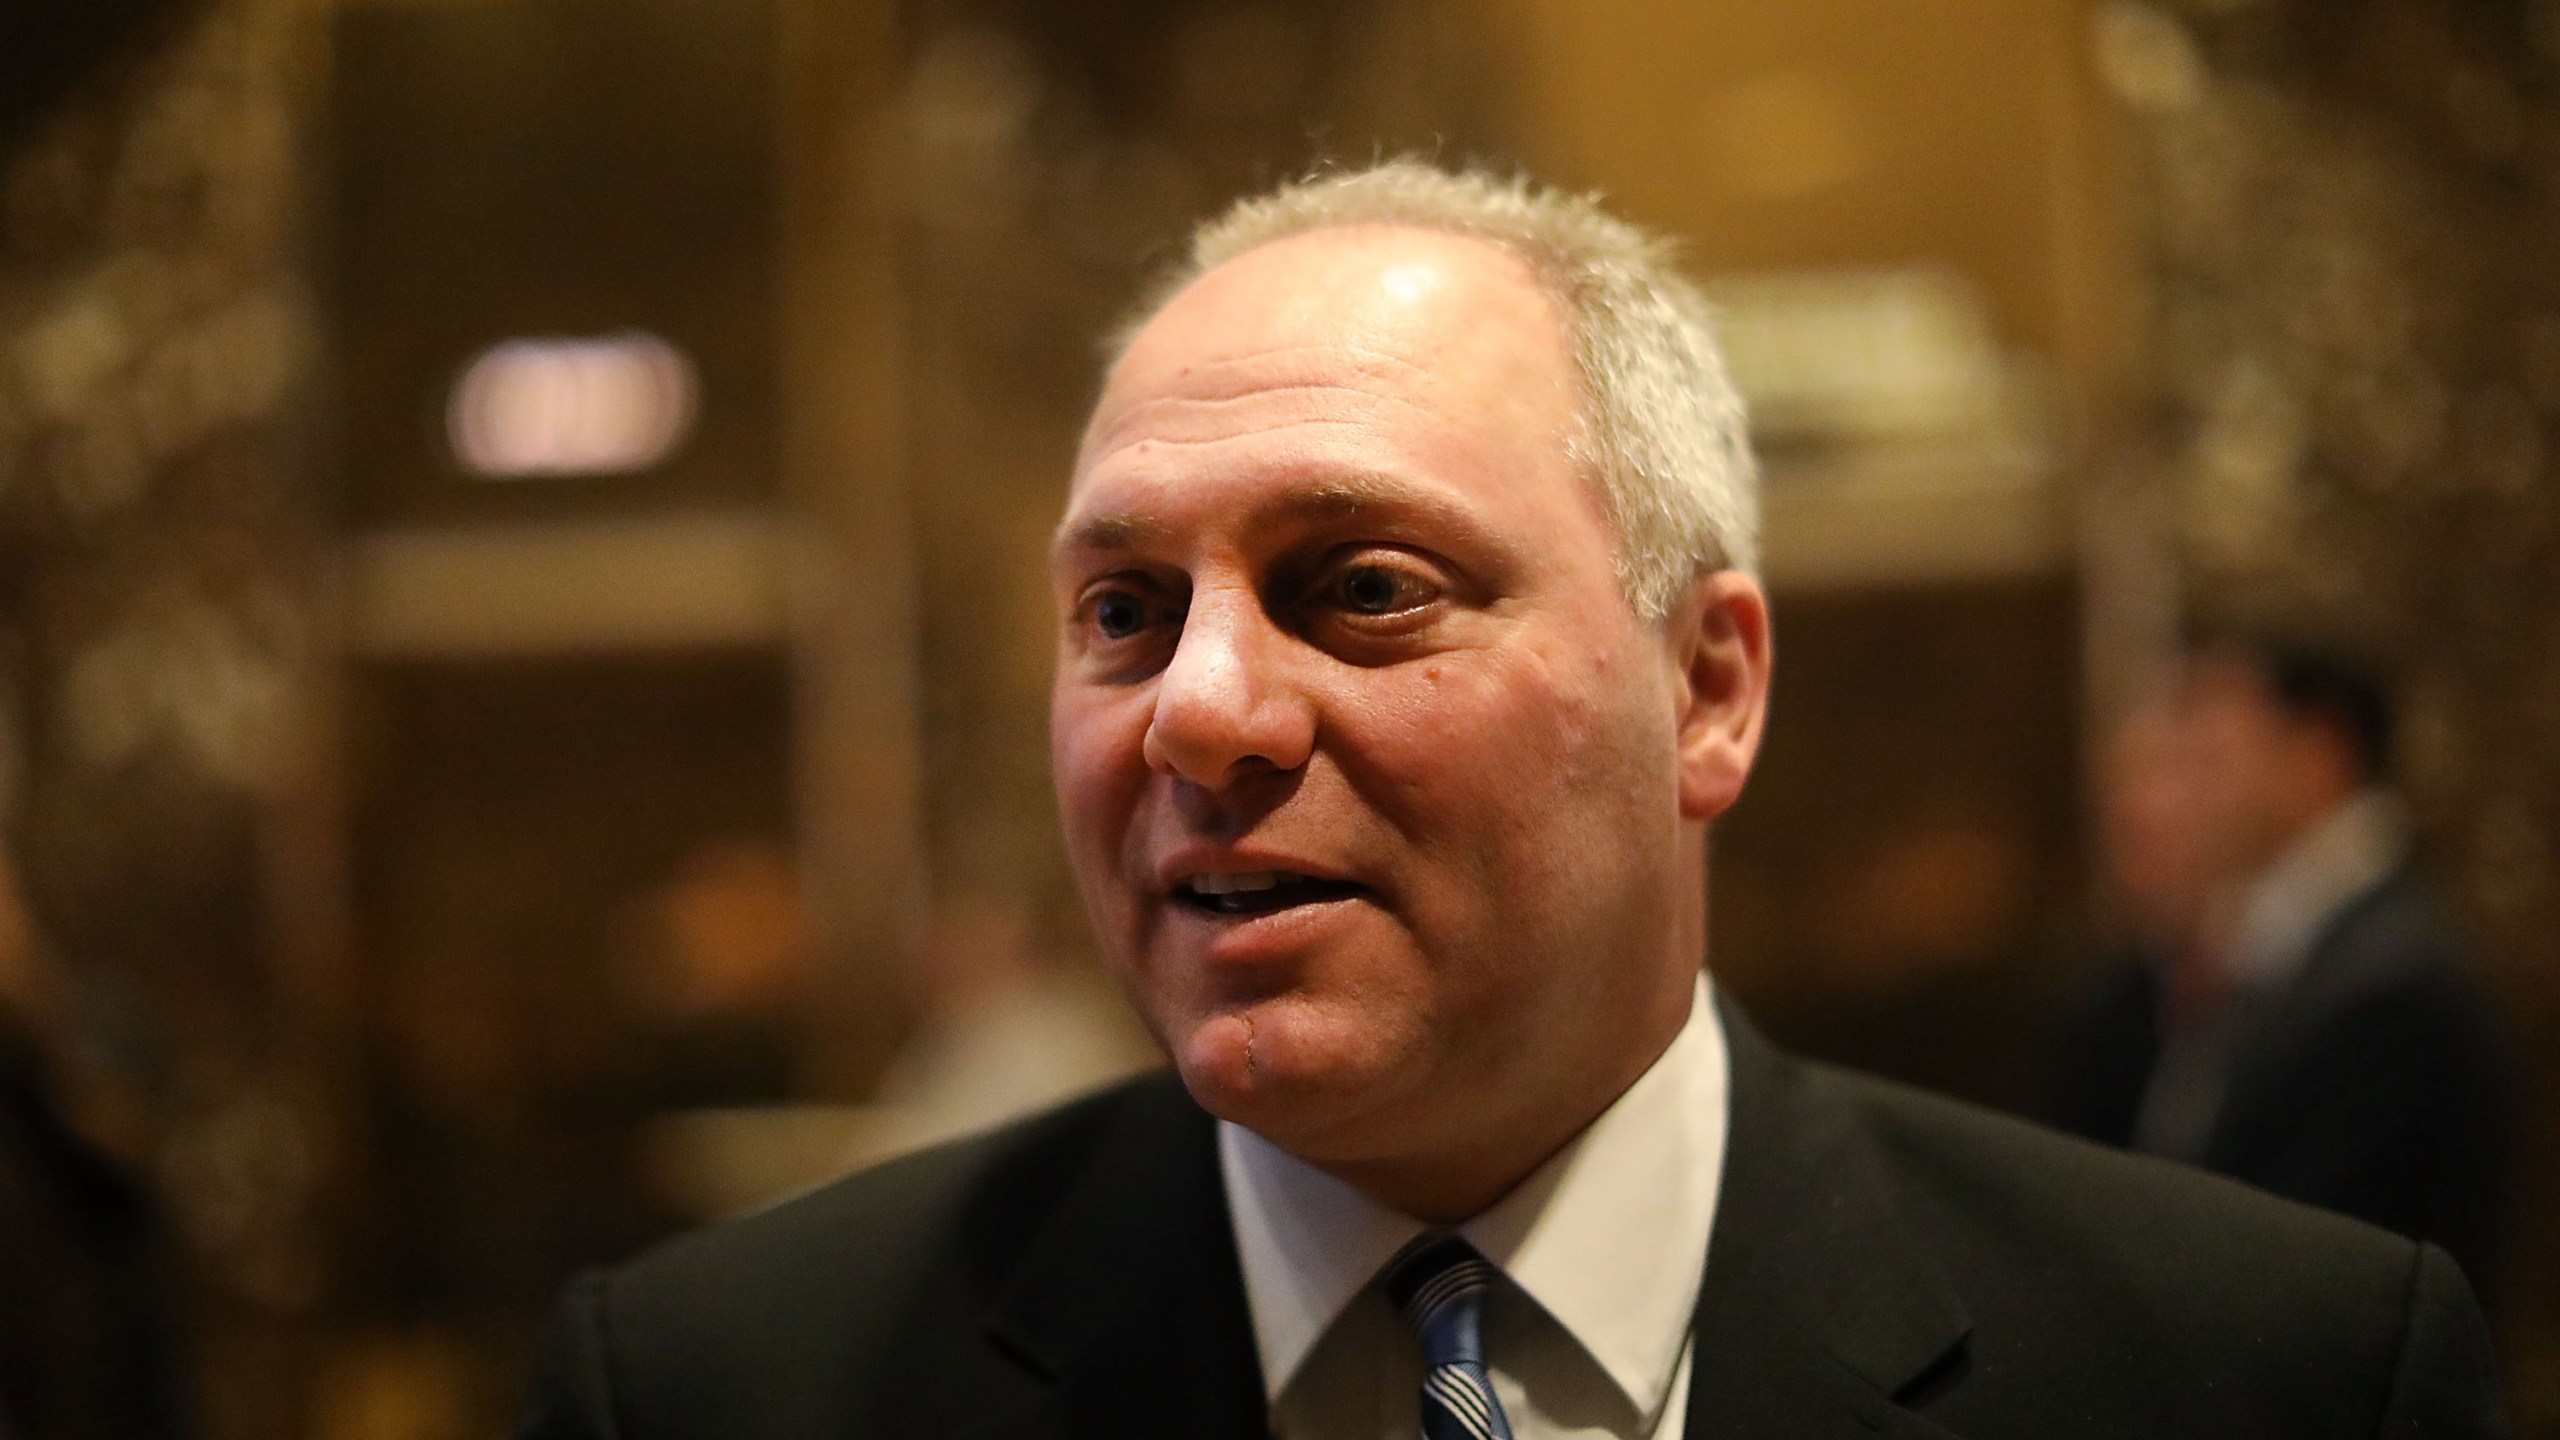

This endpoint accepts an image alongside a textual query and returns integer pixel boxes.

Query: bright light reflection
[447,331,698,478]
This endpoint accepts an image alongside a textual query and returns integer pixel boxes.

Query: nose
[1142,588,1315,790]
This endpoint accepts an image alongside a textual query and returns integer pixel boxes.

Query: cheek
[1480,637,1666,782]
[1050,688,1150,878]
[1364,641,1671,881]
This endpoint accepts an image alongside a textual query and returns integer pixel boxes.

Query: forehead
[2177,653,2275,708]
[1062,226,1585,547]
[1099,224,1567,414]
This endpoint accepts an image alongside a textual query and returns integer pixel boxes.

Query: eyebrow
[1053,512,1163,558]
[1051,475,1482,565]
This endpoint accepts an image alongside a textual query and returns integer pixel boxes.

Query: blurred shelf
[1711,264,2067,594]
[342,512,790,658]
[1760,440,2067,593]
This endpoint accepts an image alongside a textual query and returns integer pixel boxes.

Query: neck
[1323,975,1698,1223]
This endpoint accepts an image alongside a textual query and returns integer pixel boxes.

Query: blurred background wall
[0,0,2555,1435]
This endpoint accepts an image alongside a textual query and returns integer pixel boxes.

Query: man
[520,163,2502,1439]
[2053,630,2515,1293]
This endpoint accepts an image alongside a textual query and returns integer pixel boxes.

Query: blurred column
[774,0,928,1096]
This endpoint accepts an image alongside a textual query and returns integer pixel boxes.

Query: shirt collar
[1220,973,1730,1418]
[2225,786,2408,990]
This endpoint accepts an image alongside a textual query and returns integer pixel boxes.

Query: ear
[1671,570,1773,822]
[2283,714,2366,822]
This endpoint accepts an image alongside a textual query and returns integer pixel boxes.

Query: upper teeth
[1190,871,1287,895]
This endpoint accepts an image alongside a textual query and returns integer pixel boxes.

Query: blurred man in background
[2053,628,2516,1292]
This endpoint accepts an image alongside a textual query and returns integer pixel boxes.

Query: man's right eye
[1094,592,1148,639]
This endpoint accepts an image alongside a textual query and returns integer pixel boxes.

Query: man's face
[2172,653,2353,872]
[1050,226,1731,1179]
[2099,703,2222,941]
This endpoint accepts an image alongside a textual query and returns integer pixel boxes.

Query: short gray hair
[1115,160,1759,614]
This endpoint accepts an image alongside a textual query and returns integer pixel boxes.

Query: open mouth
[1172,871,1365,917]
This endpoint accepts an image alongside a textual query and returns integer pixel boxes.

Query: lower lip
[1159,890,1374,965]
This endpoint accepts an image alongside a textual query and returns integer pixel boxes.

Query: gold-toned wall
[1498,0,2127,388]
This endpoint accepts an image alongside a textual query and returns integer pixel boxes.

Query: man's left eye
[1331,563,1434,616]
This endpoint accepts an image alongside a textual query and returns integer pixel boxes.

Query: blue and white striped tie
[1384,1234,1517,1440]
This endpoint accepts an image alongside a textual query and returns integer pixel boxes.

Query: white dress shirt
[1219,975,1729,1440]
[2220,786,2408,993]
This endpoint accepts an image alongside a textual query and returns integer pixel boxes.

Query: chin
[1166,999,1410,1158]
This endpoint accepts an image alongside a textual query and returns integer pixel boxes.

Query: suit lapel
[1687,1007,1976,1440]
[979,1075,1267,1440]
[2208,865,2416,1157]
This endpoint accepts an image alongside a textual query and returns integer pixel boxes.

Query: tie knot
[1384,1233,1498,1363]
[1383,1234,1515,1440]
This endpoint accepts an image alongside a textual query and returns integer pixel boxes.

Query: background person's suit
[520,1008,2501,1440]
[2050,865,2515,1291]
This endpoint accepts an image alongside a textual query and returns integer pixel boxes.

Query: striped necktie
[1383,1234,1517,1440]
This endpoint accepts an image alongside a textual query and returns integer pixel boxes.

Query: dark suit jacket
[520,1010,2503,1439]
[2050,867,2516,1289]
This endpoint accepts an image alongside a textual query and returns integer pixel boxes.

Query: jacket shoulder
[524,1072,1199,1438]
[1813,1063,2477,1434]
[626,1073,1168,1289]
[1837,1061,2417,1287]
